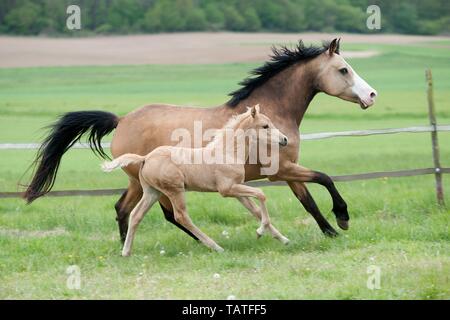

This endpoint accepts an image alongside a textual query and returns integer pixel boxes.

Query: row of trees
[0,0,449,35]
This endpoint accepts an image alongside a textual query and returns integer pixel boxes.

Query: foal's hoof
[121,252,131,257]
[337,218,349,231]
[256,228,264,238]
[280,237,290,245]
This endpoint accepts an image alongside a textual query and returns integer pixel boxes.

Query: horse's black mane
[227,40,338,107]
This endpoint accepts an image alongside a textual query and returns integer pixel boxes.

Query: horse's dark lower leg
[312,171,349,230]
[159,196,199,241]
[114,181,143,243]
[114,191,129,243]
[288,181,338,237]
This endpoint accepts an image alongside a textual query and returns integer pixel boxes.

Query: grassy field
[0,40,449,299]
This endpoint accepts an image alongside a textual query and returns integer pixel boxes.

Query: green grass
[0,40,449,299]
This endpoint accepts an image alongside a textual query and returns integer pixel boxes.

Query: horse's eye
[263,125,269,129]
[339,68,348,75]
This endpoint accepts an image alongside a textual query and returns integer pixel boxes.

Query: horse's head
[314,38,377,109]
[244,104,288,147]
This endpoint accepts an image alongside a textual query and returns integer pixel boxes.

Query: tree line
[0,0,449,36]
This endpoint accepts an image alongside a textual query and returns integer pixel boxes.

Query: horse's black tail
[23,111,119,203]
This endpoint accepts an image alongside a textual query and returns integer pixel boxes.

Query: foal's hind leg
[122,187,161,257]
[237,197,289,244]
[168,192,224,252]
[159,195,199,241]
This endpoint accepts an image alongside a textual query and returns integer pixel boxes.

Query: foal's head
[239,104,288,147]
[313,38,377,109]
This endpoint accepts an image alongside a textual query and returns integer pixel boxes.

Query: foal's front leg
[237,197,289,244]
[219,184,283,240]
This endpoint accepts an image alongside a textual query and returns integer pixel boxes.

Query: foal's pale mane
[206,111,252,148]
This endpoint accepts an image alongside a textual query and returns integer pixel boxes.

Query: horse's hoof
[256,230,263,239]
[324,228,339,237]
[122,252,131,257]
[281,237,290,245]
[215,246,225,253]
[337,218,349,230]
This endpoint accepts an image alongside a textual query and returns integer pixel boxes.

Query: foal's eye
[263,125,269,129]
[339,68,348,75]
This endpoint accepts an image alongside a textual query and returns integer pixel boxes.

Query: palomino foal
[103,105,289,256]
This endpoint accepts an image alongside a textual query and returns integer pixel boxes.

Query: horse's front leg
[287,181,338,237]
[277,162,350,231]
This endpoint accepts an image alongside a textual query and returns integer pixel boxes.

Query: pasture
[0,38,449,299]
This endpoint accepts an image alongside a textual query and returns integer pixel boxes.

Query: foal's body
[104,106,289,256]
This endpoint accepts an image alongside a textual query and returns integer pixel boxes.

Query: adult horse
[23,38,377,243]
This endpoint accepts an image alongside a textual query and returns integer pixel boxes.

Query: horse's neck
[228,63,317,127]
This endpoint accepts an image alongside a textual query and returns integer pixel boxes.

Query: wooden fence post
[425,69,445,206]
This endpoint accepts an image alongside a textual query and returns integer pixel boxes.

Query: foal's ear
[251,104,260,118]
[328,38,340,55]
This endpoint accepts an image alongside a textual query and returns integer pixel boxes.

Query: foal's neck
[207,120,252,164]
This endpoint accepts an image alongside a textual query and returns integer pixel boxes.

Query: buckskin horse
[23,38,377,243]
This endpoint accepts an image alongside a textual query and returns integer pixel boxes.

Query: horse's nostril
[370,92,377,98]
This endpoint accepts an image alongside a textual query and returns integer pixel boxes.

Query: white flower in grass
[222,230,230,239]
[213,273,221,279]
[160,250,166,255]
[227,295,236,300]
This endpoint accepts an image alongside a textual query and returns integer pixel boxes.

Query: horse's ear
[329,38,339,55]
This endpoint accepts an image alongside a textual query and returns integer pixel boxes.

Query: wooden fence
[0,69,448,204]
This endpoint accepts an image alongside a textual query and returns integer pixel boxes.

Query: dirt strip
[0,32,448,68]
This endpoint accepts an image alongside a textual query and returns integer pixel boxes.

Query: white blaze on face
[350,66,377,108]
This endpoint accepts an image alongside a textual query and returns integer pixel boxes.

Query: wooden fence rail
[1,125,449,150]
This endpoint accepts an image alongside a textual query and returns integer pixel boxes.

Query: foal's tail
[102,154,145,172]
[23,111,119,203]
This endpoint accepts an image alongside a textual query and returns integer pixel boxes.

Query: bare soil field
[0,32,448,68]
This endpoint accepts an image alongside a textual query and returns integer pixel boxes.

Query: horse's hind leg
[237,197,289,244]
[169,192,223,252]
[115,178,143,243]
[122,187,161,257]
[159,195,199,241]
